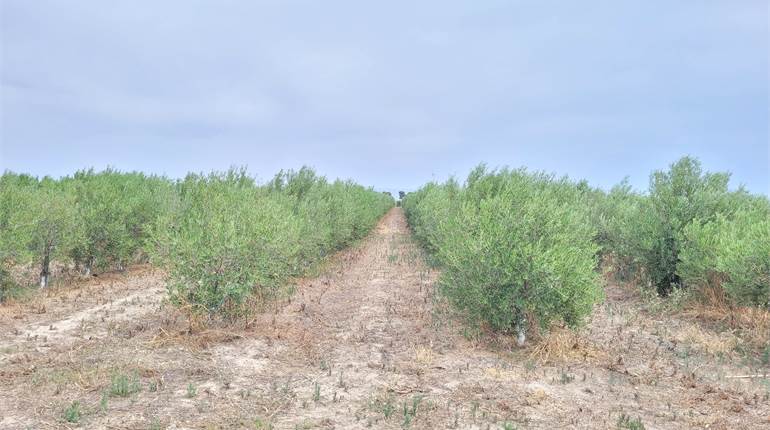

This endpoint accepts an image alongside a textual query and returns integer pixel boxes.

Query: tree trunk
[516,317,527,347]
[83,256,94,277]
[40,247,51,288]
[515,279,530,347]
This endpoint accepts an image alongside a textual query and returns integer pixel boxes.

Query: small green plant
[99,391,108,412]
[63,400,81,423]
[381,397,395,419]
[149,418,163,430]
[559,370,575,384]
[400,395,423,428]
[617,413,645,430]
[253,417,272,429]
[312,381,321,402]
[470,401,479,420]
[186,383,197,398]
[109,371,140,397]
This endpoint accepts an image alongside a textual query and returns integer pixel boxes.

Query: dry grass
[413,346,434,366]
[529,324,607,365]
[673,324,739,356]
[685,285,770,349]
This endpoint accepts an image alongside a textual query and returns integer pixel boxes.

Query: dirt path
[1,208,768,429]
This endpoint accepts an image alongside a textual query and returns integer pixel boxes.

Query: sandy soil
[1,208,768,429]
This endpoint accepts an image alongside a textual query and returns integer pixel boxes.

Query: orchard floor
[1,208,768,429]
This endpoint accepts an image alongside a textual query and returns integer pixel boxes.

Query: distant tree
[4,178,78,288]
[398,191,406,200]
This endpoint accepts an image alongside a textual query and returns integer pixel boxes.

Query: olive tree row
[150,167,394,318]
[0,170,174,292]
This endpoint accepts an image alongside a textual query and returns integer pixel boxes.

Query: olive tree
[680,199,770,308]
[67,169,173,274]
[405,167,602,345]
[1,178,77,288]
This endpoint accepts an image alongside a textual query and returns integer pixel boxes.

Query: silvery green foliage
[0,174,78,288]
[593,156,768,308]
[151,167,393,318]
[404,165,602,343]
[679,198,770,308]
[0,167,392,314]
[65,169,175,274]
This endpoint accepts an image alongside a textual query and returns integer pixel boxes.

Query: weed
[109,371,140,397]
[379,396,395,419]
[401,395,423,428]
[186,383,197,398]
[254,417,273,429]
[63,401,81,423]
[617,413,645,430]
[558,370,575,384]
[99,391,108,412]
[312,381,320,402]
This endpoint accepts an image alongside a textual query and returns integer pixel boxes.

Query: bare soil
[1,209,768,429]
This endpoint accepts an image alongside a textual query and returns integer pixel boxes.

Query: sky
[1,1,768,195]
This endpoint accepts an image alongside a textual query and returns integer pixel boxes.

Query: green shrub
[599,157,739,295]
[0,166,391,313]
[597,157,768,304]
[67,169,174,274]
[594,157,768,309]
[0,175,78,287]
[405,166,602,344]
[0,169,174,288]
[151,167,392,318]
[679,201,770,307]
[640,157,736,294]
[0,173,33,296]
[152,169,301,316]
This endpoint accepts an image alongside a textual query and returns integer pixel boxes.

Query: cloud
[1,1,767,194]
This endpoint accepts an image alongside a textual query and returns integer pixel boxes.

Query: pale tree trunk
[39,245,51,288]
[83,256,94,277]
[516,317,527,347]
[515,280,530,347]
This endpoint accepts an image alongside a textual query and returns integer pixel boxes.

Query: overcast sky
[1,1,768,195]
